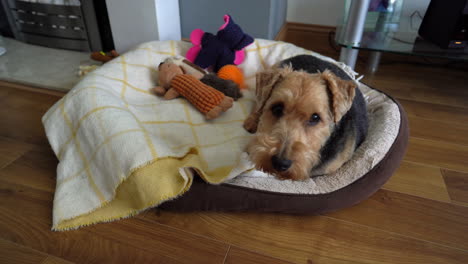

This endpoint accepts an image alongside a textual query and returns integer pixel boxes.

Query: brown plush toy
[90,50,120,63]
[166,57,243,100]
[152,60,234,120]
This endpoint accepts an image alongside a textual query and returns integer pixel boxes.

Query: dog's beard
[247,132,320,180]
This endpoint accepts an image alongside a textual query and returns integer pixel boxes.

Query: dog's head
[247,66,356,180]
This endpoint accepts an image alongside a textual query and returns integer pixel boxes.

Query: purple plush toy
[186,14,254,72]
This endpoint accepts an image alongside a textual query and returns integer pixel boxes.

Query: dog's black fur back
[280,55,368,174]
[280,55,353,81]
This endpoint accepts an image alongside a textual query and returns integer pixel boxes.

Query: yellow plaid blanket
[43,39,328,231]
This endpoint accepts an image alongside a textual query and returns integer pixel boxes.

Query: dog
[244,55,368,180]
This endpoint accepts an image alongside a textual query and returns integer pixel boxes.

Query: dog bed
[43,39,408,231]
[161,84,408,214]
[160,44,409,214]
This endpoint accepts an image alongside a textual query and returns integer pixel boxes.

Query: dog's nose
[271,155,292,171]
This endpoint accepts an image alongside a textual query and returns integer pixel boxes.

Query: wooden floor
[1,30,468,264]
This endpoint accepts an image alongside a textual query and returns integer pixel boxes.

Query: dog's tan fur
[244,66,357,180]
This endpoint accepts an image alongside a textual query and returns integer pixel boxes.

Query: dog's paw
[243,115,258,133]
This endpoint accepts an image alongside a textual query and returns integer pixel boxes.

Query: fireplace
[0,0,113,51]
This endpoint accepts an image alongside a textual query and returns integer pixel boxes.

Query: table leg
[338,0,371,69]
[367,51,382,73]
[339,48,360,70]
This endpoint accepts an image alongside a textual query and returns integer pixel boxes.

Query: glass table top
[335,0,468,61]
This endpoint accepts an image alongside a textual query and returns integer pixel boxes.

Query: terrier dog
[244,55,368,180]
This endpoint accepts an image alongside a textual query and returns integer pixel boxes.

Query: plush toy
[80,50,120,77]
[153,60,234,120]
[91,50,119,63]
[200,73,243,100]
[166,56,243,100]
[217,65,246,90]
[166,56,206,79]
[186,14,254,72]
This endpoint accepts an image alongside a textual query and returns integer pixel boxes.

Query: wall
[105,0,181,53]
[286,0,430,27]
[155,1,181,41]
[270,0,288,38]
[179,0,286,40]
[287,0,342,26]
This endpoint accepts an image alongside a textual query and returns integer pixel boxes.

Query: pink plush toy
[186,14,254,72]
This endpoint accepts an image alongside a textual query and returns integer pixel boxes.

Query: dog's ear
[243,67,291,133]
[321,70,356,123]
[255,66,292,110]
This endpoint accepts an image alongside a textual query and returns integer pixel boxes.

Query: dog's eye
[271,103,284,118]
[307,113,320,126]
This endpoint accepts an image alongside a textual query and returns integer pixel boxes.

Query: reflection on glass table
[339,30,468,59]
[335,0,468,73]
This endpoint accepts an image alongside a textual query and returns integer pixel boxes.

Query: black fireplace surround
[0,0,114,52]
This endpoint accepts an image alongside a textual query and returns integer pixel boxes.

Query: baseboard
[286,22,335,33]
[0,80,66,97]
[273,22,339,58]
[274,23,289,41]
[275,22,336,42]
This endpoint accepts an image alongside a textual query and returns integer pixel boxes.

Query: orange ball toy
[217,65,246,90]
